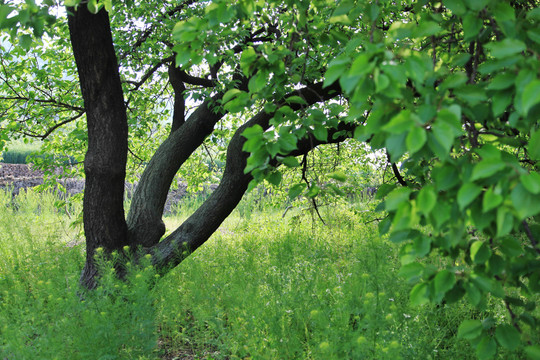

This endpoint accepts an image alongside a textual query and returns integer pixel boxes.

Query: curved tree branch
[145,82,343,272]
[126,55,174,92]
[21,111,85,140]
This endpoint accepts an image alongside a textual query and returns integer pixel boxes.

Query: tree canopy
[1,0,540,358]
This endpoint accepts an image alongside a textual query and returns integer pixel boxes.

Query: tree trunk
[68,6,129,289]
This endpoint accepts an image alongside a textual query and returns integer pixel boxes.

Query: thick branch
[168,63,186,132]
[146,82,342,272]
[176,69,216,88]
[126,93,225,247]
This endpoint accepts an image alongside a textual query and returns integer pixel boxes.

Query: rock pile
[0,163,84,196]
[0,163,216,215]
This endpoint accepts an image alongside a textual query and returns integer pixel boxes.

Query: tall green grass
[0,189,157,359]
[0,190,515,359]
[156,204,487,359]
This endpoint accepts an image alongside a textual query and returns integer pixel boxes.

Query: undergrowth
[0,189,514,359]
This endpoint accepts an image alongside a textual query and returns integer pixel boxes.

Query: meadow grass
[0,189,513,359]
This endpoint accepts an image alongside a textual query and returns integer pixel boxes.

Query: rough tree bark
[67,6,346,289]
[68,6,129,289]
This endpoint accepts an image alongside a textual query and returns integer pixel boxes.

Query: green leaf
[349,53,372,77]
[463,13,483,41]
[470,241,492,264]
[487,72,515,90]
[312,124,328,141]
[485,39,526,58]
[495,324,520,351]
[443,0,466,15]
[406,126,427,154]
[457,183,482,210]
[454,85,488,106]
[529,129,540,160]
[385,132,407,161]
[242,124,263,139]
[500,237,523,257]
[511,183,540,219]
[248,71,268,93]
[464,281,482,306]
[491,89,513,117]
[279,156,300,167]
[18,34,32,50]
[457,319,483,340]
[524,345,540,360]
[410,282,430,306]
[496,207,514,237]
[374,73,390,93]
[266,171,282,186]
[324,56,349,87]
[527,8,540,20]
[522,80,540,115]
[240,47,258,76]
[476,335,497,360]
[289,183,306,200]
[440,72,468,91]
[471,159,505,181]
[434,270,456,303]
[414,236,431,257]
[413,21,441,38]
[482,188,503,213]
[470,272,493,292]
[328,171,347,182]
[277,133,297,153]
[286,96,307,105]
[417,185,437,216]
[307,185,320,198]
[467,0,489,11]
[521,172,540,194]
[492,1,515,22]
[385,187,411,211]
[528,29,540,44]
[432,121,455,154]
[223,89,242,104]
[103,0,112,11]
[383,110,415,134]
[376,183,396,199]
[399,262,424,283]
[87,0,99,14]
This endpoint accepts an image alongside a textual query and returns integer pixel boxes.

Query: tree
[1,0,540,357]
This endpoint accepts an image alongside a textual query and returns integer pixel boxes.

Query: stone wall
[0,163,215,215]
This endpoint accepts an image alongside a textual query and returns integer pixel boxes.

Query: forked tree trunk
[67,6,345,290]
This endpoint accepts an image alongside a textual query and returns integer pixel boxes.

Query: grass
[0,189,513,359]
